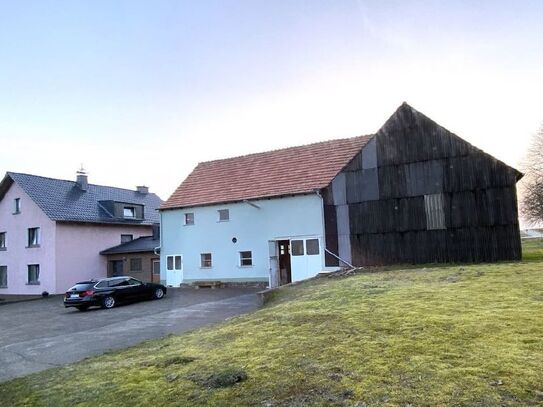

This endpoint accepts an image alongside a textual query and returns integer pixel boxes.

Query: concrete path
[0,287,260,382]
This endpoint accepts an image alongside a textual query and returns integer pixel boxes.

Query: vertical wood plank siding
[323,104,522,266]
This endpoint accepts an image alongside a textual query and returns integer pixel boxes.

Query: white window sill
[183,224,195,227]
[200,267,212,269]
[26,282,40,285]
[238,265,254,268]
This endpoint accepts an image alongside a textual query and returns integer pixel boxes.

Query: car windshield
[70,283,95,291]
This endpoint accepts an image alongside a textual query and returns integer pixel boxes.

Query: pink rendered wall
[55,223,152,293]
[0,182,57,295]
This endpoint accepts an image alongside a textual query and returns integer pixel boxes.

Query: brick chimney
[136,185,149,194]
[76,168,88,191]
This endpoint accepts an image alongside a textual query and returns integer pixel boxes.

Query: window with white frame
[28,264,40,284]
[167,255,182,270]
[14,198,21,214]
[291,240,304,256]
[306,239,320,255]
[239,251,253,267]
[0,232,6,250]
[27,227,40,247]
[123,207,136,218]
[184,213,194,225]
[200,253,212,268]
[0,266,7,288]
[218,209,229,222]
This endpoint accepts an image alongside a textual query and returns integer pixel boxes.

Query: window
[95,280,108,288]
[28,264,40,284]
[130,258,142,272]
[0,266,7,288]
[123,207,135,218]
[152,260,160,275]
[424,193,446,230]
[218,209,229,222]
[121,234,133,244]
[0,232,5,250]
[291,240,304,256]
[184,213,194,225]
[167,255,182,270]
[27,227,40,247]
[240,251,253,267]
[200,253,212,268]
[14,198,21,214]
[306,239,320,255]
[128,278,142,286]
[110,278,129,287]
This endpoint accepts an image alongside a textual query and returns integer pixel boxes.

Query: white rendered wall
[161,194,326,286]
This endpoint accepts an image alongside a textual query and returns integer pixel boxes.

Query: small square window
[218,209,229,222]
[240,251,253,267]
[0,232,6,250]
[0,266,7,288]
[424,194,446,230]
[123,207,135,218]
[200,253,212,268]
[130,258,142,271]
[28,264,40,284]
[14,198,21,214]
[291,240,304,256]
[184,213,194,225]
[121,234,133,244]
[27,228,40,247]
[306,239,320,255]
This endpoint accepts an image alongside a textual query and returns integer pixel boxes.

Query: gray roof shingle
[100,236,159,254]
[2,172,162,225]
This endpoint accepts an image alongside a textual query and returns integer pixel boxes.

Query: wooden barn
[323,102,523,266]
[160,102,522,288]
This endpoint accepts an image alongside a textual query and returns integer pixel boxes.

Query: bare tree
[521,125,543,225]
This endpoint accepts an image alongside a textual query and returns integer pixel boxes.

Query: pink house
[0,171,162,295]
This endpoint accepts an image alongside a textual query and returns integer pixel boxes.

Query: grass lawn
[1,242,543,406]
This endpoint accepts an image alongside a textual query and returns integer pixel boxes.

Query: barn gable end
[324,103,522,266]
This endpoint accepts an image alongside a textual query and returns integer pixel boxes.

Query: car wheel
[102,295,115,309]
[76,305,89,312]
[154,288,165,300]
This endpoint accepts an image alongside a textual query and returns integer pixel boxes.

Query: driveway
[0,287,261,382]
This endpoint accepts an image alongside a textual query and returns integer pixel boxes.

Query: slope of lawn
[1,242,543,406]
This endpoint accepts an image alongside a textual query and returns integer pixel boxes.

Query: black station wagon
[64,276,167,311]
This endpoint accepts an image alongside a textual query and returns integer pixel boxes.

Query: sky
[0,0,542,204]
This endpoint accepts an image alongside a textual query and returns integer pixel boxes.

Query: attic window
[184,213,194,226]
[123,207,136,218]
[13,198,21,214]
[218,209,229,222]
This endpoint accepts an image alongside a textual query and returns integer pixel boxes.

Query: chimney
[76,168,88,191]
[137,185,149,194]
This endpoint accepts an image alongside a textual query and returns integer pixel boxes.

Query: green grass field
[1,240,542,406]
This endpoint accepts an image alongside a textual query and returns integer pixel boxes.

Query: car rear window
[70,283,95,291]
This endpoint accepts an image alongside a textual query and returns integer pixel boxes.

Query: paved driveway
[0,287,261,382]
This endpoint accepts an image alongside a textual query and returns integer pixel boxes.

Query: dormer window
[123,207,136,218]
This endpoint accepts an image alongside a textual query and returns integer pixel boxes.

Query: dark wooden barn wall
[323,104,522,266]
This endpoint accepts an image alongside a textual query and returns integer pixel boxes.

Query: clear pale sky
[1,1,542,202]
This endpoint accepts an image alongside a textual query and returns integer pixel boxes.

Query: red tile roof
[161,135,373,210]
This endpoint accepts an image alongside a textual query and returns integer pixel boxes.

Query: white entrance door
[166,254,183,286]
[289,237,322,282]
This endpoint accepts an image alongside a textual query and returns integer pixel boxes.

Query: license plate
[70,294,79,298]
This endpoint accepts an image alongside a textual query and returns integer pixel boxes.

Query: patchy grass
[522,238,543,262]
[1,243,543,406]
